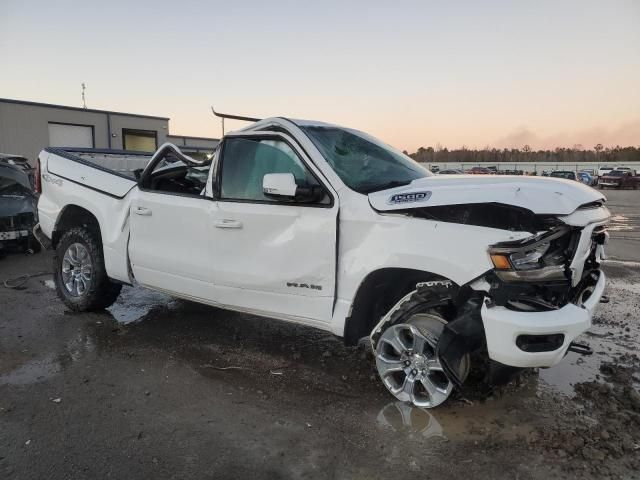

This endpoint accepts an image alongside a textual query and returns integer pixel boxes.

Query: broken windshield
[300,126,430,194]
[0,165,32,195]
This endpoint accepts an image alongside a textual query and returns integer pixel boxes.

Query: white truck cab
[35,117,610,408]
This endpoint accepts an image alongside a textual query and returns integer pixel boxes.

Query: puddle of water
[374,398,537,443]
[538,352,603,395]
[0,332,95,386]
[40,279,173,323]
[539,273,640,396]
[107,285,175,324]
[376,402,445,439]
[0,353,61,385]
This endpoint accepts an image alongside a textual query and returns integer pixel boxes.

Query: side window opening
[220,137,329,204]
[143,148,212,196]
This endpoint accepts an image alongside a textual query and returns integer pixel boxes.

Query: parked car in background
[580,169,598,185]
[437,169,464,175]
[550,170,577,181]
[614,166,636,176]
[430,165,440,173]
[0,153,34,187]
[0,162,39,254]
[597,166,614,178]
[577,171,596,186]
[466,166,493,174]
[599,170,640,189]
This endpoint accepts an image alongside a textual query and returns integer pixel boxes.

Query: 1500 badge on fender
[387,191,432,205]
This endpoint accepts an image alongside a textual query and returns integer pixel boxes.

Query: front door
[210,133,338,325]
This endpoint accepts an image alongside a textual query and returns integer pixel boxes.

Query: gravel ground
[0,190,638,479]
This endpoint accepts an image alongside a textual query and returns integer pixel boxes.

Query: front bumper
[481,270,606,368]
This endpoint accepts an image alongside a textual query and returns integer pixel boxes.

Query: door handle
[214,219,243,229]
[133,206,152,216]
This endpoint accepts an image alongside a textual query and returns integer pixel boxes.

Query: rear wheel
[54,227,121,311]
[375,299,470,408]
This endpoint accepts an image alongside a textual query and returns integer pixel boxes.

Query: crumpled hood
[0,194,37,217]
[368,175,604,215]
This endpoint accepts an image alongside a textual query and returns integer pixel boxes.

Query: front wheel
[374,299,469,408]
[53,227,122,311]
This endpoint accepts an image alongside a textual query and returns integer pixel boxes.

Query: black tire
[53,226,122,311]
[372,287,473,408]
[373,289,471,384]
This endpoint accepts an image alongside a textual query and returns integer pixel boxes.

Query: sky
[1,0,639,152]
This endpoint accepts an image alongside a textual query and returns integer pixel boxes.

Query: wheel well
[53,205,101,247]
[343,268,451,346]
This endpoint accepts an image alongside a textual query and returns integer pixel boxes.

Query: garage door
[48,123,94,148]
[123,129,157,152]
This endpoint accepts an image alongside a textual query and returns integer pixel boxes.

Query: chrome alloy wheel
[61,243,93,297]
[375,313,463,408]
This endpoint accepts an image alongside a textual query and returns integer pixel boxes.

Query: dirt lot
[1,190,639,479]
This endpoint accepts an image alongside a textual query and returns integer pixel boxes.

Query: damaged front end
[467,203,609,371]
[486,217,607,310]
[404,201,609,380]
[368,176,611,406]
[372,201,610,403]
[0,164,38,254]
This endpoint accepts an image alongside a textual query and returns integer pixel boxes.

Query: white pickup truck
[34,117,610,408]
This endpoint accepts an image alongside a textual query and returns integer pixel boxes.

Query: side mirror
[263,173,326,203]
[263,173,297,199]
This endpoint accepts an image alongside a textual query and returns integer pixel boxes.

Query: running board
[32,223,52,250]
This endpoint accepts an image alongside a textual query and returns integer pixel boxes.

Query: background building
[0,98,219,165]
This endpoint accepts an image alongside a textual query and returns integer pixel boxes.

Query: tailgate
[45,148,139,198]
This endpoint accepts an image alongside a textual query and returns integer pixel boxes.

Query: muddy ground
[1,190,639,479]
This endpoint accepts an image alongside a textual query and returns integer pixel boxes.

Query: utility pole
[81,83,87,108]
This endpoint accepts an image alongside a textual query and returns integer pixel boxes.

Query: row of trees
[405,144,640,164]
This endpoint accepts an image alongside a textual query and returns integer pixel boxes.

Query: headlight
[509,242,550,270]
[489,228,571,282]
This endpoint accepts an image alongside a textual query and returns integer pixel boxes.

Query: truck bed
[44,147,151,198]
